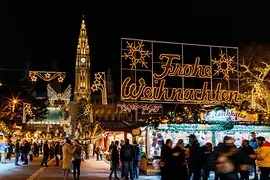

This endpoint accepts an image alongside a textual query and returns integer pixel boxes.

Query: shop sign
[201,109,258,122]
[121,38,241,104]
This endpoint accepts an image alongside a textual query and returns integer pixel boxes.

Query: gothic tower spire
[74,17,91,101]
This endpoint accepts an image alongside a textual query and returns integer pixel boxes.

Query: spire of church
[77,16,89,55]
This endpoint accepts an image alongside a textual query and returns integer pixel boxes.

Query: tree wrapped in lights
[76,98,98,139]
[240,44,270,113]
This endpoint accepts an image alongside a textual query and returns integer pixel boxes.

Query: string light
[121,48,241,104]
[91,72,107,105]
[118,103,162,113]
[29,71,65,82]
[121,77,241,104]
[0,121,11,135]
[241,61,270,113]
[47,84,71,110]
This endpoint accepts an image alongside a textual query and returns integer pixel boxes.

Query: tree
[0,78,48,124]
[19,78,48,121]
[239,43,270,113]
[76,98,98,139]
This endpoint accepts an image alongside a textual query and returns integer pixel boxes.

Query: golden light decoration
[211,50,236,80]
[84,104,91,116]
[29,71,66,82]
[84,104,93,123]
[22,103,34,123]
[122,41,152,69]
[47,84,71,110]
[0,121,11,135]
[91,72,107,105]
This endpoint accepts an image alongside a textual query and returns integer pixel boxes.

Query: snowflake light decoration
[211,50,236,80]
[122,41,152,69]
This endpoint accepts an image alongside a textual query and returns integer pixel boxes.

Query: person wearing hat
[185,134,204,180]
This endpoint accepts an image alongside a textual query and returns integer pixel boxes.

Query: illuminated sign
[118,103,162,114]
[201,109,258,122]
[121,38,240,104]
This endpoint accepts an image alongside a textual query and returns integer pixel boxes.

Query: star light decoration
[211,50,236,80]
[29,71,65,82]
[91,72,107,105]
[122,41,152,69]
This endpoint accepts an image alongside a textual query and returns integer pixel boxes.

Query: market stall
[136,107,270,175]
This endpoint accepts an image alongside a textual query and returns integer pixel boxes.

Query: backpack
[123,145,133,160]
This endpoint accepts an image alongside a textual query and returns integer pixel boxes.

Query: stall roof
[98,120,132,132]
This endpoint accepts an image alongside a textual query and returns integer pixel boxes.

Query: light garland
[241,61,270,113]
[47,84,71,110]
[0,121,11,135]
[29,71,65,82]
[118,103,162,113]
[59,116,71,127]
[91,72,107,105]
[84,104,93,123]
[157,124,270,133]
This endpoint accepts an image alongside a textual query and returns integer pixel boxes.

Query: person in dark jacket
[133,140,141,179]
[41,141,49,167]
[120,138,135,180]
[14,140,20,166]
[109,140,120,180]
[185,134,204,180]
[238,140,256,180]
[23,140,30,165]
[202,142,213,180]
[54,141,60,166]
[160,139,173,180]
[171,139,188,179]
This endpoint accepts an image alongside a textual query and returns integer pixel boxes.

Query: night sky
[1,1,269,97]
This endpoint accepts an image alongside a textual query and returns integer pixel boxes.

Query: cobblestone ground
[0,155,257,180]
[0,155,49,180]
[0,155,159,180]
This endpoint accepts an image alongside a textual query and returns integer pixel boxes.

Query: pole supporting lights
[91,72,107,105]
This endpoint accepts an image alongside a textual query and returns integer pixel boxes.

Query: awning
[98,120,132,132]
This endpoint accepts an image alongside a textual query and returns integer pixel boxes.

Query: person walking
[62,138,74,180]
[109,140,120,180]
[133,140,141,179]
[14,140,20,166]
[160,139,173,180]
[41,140,49,167]
[72,139,83,180]
[54,141,60,166]
[249,132,259,180]
[238,140,256,180]
[185,134,204,180]
[22,140,30,165]
[120,138,135,180]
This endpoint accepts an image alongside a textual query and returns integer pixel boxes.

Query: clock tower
[74,17,91,101]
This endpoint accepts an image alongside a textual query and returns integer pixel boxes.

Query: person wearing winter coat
[255,136,270,180]
[238,140,256,180]
[62,138,75,180]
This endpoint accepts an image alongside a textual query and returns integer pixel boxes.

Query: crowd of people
[160,132,270,180]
